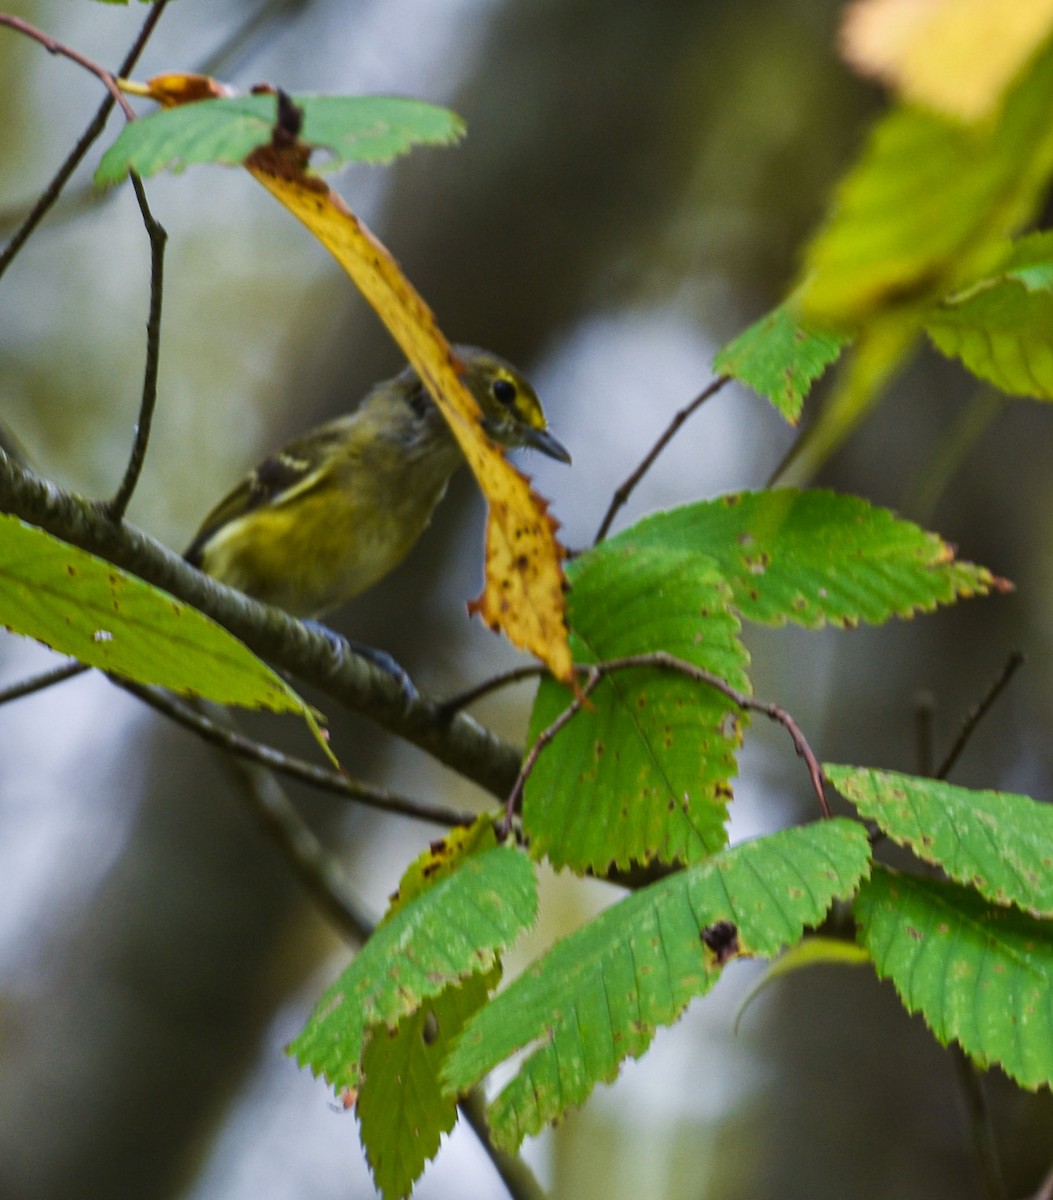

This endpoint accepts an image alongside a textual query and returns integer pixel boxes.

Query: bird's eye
[491,377,517,407]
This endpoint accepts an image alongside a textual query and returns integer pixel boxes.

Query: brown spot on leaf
[701,920,739,965]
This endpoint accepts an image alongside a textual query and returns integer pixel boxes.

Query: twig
[951,1045,1008,1200]
[101,173,167,520]
[500,667,601,834]
[0,659,87,705]
[438,665,546,718]
[458,1089,548,1200]
[501,651,830,833]
[121,680,474,827]
[935,652,1025,781]
[0,16,135,117]
[0,0,168,282]
[213,709,374,944]
[593,374,730,544]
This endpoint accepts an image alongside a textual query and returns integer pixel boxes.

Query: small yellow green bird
[185,346,570,623]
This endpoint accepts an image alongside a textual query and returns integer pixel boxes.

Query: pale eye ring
[491,378,517,407]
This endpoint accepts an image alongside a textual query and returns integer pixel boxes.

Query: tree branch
[122,681,475,827]
[0,449,523,796]
[0,1,169,281]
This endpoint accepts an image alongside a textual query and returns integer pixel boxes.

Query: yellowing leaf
[841,0,1053,121]
[129,74,572,684]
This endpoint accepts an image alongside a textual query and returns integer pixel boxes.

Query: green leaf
[444,820,871,1151]
[612,489,1004,628]
[289,845,536,1095]
[525,545,749,872]
[359,972,496,1200]
[856,866,1053,1090]
[828,765,1053,918]
[712,301,849,423]
[798,39,1053,328]
[353,818,505,1199]
[925,231,1053,398]
[95,93,464,184]
[0,513,307,714]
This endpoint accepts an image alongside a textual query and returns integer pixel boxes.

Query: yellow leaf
[841,0,1053,121]
[130,75,573,684]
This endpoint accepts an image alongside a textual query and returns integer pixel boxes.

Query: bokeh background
[1,1,1052,1197]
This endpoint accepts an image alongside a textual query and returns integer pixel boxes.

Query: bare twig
[0,0,169,281]
[594,374,730,544]
[214,713,375,944]
[122,681,474,827]
[500,666,601,834]
[0,16,135,116]
[458,1089,548,1200]
[101,173,167,520]
[501,650,830,833]
[438,665,546,718]
[935,651,1025,781]
[0,659,87,705]
[951,1045,1008,1200]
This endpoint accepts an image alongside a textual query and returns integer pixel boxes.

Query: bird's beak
[522,425,572,464]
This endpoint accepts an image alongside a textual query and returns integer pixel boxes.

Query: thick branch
[0,451,523,797]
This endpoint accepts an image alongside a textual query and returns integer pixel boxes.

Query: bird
[184,346,570,675]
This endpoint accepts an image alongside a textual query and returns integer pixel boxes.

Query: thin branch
[0,659,87,705]
[458,1089,548,1200]
[935,652,1025,781]
[594,374,730,544]
[501,667,601,833]
[101,173,167,520]
[0,0,169,282]
[501,650,830,833]
[214,711,375,944]
[438,665,546,718]
[122,680,475,827]
[951,1045,1008,1200]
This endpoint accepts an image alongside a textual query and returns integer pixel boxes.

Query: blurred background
[1,1,1051,1197]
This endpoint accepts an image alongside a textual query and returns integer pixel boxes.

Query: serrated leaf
[525,545,749,872]
[359,971,496,1200]
[925,231,1053,398]
[0,513,307,713]
[712,301,849,423]
[444,820,871,1151]
[856,865,1053,1090]
[798,38,1053,327]
[611,489,1004,628]
[289,846,536,1094]
[828,765,1053,917]
[95,93,463,183]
